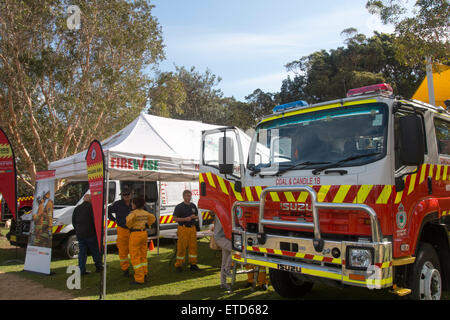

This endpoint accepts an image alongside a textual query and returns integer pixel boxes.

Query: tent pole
[157,181,161,255]
[101,154,110,300]
[426,57,436,106]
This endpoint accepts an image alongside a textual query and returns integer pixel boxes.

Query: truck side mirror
[219,136,235,175]
[398,115,425,166]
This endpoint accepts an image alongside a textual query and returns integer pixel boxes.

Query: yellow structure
[412,64,450,108]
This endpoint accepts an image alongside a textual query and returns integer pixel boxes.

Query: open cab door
[200,127,245,192]
[199,127,246,239]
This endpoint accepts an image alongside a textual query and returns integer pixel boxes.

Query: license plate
[277,264,302,273]
[10,235,16,242]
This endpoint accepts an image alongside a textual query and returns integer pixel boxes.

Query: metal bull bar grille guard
[231,185,383,252]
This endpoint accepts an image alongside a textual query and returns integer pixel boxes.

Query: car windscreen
[248,103,388,172]
[54,181,89,206]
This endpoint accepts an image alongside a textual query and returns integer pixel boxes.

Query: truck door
[200,127,245,238]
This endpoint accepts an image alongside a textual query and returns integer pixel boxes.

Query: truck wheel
[408,242,442,300]
[269,268,314,298]
[63,235,79,259]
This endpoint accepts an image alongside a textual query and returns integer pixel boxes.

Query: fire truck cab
[199,83,450,300]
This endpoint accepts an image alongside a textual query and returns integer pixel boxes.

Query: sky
[150,0,394,101]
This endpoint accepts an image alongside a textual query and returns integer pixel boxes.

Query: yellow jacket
[126,209,156,230]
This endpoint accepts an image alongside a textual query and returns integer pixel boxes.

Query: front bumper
[232,231,393,289]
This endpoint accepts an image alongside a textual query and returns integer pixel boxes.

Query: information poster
[24,170,55,275]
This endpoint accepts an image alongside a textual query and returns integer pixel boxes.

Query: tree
[149,66,229,124]
[0,0,164,192]
[282,32,425,102]
[366,0,450,66]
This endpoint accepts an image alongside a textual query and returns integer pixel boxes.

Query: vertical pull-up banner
[0,127,17,220]
[86,140,105,251]
[24,170,55,275]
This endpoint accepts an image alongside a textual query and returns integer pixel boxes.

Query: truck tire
[408,242,442,300]
[269,268,314,298]
[63,234,79,259]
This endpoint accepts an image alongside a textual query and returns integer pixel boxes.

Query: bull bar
[230,185,392,289]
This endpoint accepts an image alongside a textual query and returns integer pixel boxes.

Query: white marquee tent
[49,112,251,182]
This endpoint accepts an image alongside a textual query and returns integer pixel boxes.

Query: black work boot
[190,264,200,271]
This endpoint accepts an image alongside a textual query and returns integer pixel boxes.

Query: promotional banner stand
[101,157,110,300]
[0,127,23,266]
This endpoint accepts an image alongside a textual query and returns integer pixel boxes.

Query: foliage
[0,0,164,192]
[282,32,425,103]
[366,0,450,66]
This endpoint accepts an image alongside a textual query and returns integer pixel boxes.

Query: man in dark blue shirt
[108,187,132,276]
[72,192,103,275]
[173,190,200,272]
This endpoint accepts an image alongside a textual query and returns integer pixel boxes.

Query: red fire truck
[199,83,450,300]
[1,195,33,222]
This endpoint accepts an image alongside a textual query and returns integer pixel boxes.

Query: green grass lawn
[0,226,448,300]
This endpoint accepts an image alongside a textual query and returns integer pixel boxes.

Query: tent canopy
[49,113,251,182]
[412,64,450,108]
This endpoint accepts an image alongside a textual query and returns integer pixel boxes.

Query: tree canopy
[366,0,449,66]
[0,0,164,192]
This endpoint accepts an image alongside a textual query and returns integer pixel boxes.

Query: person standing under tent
[126,197,155,284]
[173,190,200,272]
[72,192,103,275]
[108,186,133,276]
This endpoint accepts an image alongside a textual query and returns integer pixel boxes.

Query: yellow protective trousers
[129,231,148,283]
[175,225,198,267]
[116,226,130,271]
[246,265,268,285]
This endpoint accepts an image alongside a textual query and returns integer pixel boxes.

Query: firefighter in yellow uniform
[245,265,268,290]
[173,190,200,272]
[126,197,155,284]
[108,188,133,276]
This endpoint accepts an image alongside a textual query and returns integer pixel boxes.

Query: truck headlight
[346,246,374,270]
[232,233,243,252]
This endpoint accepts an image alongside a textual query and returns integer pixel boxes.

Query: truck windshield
[54,181,89,206]
[248,103,388,173]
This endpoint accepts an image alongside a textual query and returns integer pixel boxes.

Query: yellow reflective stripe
[232,256,343,281]
[317,185,331,202]
[176,256,184,260]
[247,247,342,265]
[216,175,229,195]
[436,165,441,180]
[443,166,448,181]
[245,187,254,201]
[270,192,280,202]
[333,185,351,203]
[284,192,296,202]
[343,276,393,286]
[206,172,216,188]
[395,191,403,204]
[429,164,434,177]
[419,164,427,184]
[133,263,148,270]
[297,191,309,202]
[199,173,204,183]
[261,103,341,124]
[231,182,244,201]
[255,186,263,200]
[407,173,417,195]
[354,185,372,204]
[376,185,392,204]
[120,258,130,262]
[188,255,197,258]
[343,99,377,106]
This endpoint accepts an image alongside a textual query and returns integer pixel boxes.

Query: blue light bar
[273,100,308,113]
